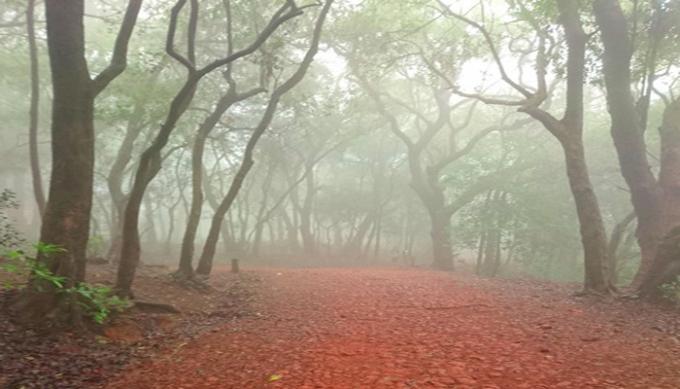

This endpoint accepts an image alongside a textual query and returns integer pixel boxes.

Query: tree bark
[561,136,610,291]
[428,206,454,270]
[594,0,665,288]
[27,0,45,217]
[521,0,612,292]
[16,0,142,322]
[638,226,680,298]
[658,98,680,234]
[40,0,93,286]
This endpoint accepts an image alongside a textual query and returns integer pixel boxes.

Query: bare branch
[92,0,143,96]
[165,0,195,72]
[197,1,307,77]
[436,0,532,98]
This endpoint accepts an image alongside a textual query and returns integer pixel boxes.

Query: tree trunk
[196,159,255,276]
[607,212,636,285]
[594,0,665,288]
[636,98,680,292]
[428,208,454,270]
[16,1,95,321]
[637,226,680,298]
[116,77,197,296]
[177,88,260,277]
[561,137,611,291]
[300,166,317,257]
[27,0,45,217]
[177,126,210,277]
[658,98,680,237]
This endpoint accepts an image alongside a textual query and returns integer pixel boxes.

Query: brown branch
[187,0,199,66]
[430,126,496,174]
[92,0,143,96]
[196,1,306,78]
[354,74,415,148]
[436,0,531,98]
[166,0,195,72]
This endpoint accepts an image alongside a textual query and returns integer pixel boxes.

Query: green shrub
[1,243,131,324]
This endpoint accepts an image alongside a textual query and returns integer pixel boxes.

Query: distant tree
[195,0,334,276]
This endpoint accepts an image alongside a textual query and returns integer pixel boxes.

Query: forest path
[107,268,680,388]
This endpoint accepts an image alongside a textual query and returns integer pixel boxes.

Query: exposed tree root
[170,271,211,291]
[133,301,180,314]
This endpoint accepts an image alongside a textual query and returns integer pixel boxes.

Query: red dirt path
[107,268,680,388]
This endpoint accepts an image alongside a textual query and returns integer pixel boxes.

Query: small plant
[1,243,66,289]
[1,243,131,323]
[69,283,131,324]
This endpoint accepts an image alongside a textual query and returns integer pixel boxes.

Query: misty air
[1,0,680,388]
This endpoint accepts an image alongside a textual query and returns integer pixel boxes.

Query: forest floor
[0,264,259,388]
[103,267,680,389]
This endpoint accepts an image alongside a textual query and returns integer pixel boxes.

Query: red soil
[106,268,680,388]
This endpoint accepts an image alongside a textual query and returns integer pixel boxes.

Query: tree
[176,0,266,279]
[12,0,142,323]
[195,0,334,276]
[441,0,612,292]
[116,0,313,295]
[593,0,680,289]
[338,7,524,270]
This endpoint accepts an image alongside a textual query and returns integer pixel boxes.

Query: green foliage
[2,243,66,289]
[1,243,130,324]
[68,283,130,324]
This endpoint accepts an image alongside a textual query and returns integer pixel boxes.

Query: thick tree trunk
[14,1,111,323]
[594,0,665,288]
[637,226,680,298]
[519,0,612,292]
[561,137,611,292]
[636,98,680,292]
[21,0,93,316]
[658,99,680,236]
[27,0,45,217]
[428,207,454,270]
